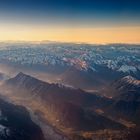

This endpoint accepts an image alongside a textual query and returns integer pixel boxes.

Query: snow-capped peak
[121,76,140,86]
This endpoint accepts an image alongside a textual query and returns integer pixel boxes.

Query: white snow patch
[118,65,137,73]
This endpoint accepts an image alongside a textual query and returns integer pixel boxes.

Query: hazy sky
[0,0,140,44]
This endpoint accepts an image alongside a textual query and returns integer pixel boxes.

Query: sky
[0,0,140,44]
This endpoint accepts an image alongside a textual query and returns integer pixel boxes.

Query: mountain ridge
[3,72,125,132]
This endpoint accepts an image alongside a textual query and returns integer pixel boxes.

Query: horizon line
[0,40,140,46]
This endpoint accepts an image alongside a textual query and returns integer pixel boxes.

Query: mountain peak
[6,72,50,89]
[122,75,136,81]
[16,72,30,78]
[121,75,140,86]
[13,72,34,83]
[111,75,140,98]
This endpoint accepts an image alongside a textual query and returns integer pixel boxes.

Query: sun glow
[0,24,140,44]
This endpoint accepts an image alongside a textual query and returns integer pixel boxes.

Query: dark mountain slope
[4,72,125,131]
[111,76,140,96]
[0,98,45,140]
[107,76,140,124]
[6,72,112,108]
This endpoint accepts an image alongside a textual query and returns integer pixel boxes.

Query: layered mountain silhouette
[6,72,112,108]
[3,72,140,139]
[56,65,127,90]
[4,72,125,132]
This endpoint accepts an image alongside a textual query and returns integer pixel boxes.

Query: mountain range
[0,72,140,139]
[0,43,140,90]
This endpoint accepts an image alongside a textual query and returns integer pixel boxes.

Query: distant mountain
[59,65,126,89]
[0,44,140,90]
[4,72,124,132]
[0,98,45,140]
